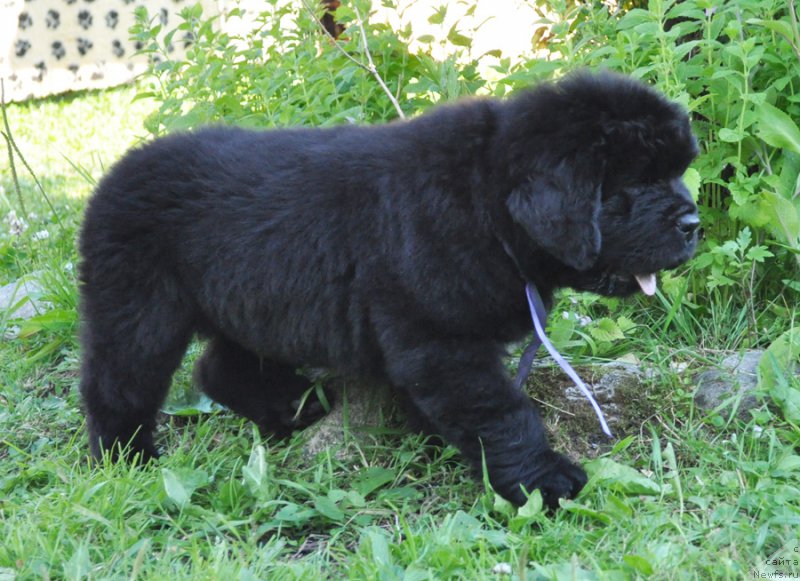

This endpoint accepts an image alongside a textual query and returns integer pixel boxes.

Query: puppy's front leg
[382,339,587,507]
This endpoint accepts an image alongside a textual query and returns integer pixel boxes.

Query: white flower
[5,210,28,236]
[64,262,74,272]
[3,324,20,340]
[492,563,512,575]
[562,311,592,327]
[33,229,50,241]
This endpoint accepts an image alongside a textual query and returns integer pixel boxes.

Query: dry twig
[1,80,64,233]
[298,0,405,119]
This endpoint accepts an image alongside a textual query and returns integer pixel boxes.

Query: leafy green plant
[131,0,487,135]
[693,226,773,291]
[523,0,800,346]
[758,327,800,423]
[547,293,639,358]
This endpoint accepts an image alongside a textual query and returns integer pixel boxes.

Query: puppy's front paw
[529,450,587,509]
[494,449,587,508]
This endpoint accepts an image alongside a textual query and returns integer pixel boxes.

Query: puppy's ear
[506,171,601,271]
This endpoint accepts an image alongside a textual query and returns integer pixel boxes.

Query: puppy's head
[502,71,700,296]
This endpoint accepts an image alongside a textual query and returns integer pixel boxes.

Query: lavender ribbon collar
[515,282,614,438]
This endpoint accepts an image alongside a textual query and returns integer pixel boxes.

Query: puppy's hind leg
[194,336,329,438]
[80,297,193,462]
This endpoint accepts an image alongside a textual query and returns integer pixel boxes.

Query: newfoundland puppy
[79,71,699,507]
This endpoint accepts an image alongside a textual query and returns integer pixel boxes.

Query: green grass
[2,86,800,580]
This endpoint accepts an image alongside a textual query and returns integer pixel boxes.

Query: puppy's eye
[604,189,634,215]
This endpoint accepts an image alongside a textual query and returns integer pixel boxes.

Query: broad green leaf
[17,309,75,338]
[313,495,345,522]
[617,9,655,31]
[747,18,795,42]
[64,544,91,581]
[784,279,800,293]
[760,191,800,247]
[492,493,516,518]
[273,504,316,524]
[162,468,190,508]
[161,468,208,508]
[745,245,774,262]
[161,391,219,416]
[683,167,701,202]
[758,329,800,422]
[590,318,625,342]
[345,490,366,508]
[624,554,655,576]
[559,499,612,524]
[447,25,472,48]
[729,199,772,229]
[428,6,447,25]
[735,227,752,250]
[718,128,744,143]
[585,458,661,495]
[776,454,800,473]
[755,102,800,155]
[366,528,392,568]
[353,467,396,497]
[517,489,543,518]
[242,444,269,494]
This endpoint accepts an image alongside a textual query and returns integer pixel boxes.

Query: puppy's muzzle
[676,212,701,244]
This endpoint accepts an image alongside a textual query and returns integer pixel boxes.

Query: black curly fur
[78,71,699,507]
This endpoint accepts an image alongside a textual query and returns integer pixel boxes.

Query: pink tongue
[635,273,657,296]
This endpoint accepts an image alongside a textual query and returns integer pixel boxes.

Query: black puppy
[79,71,699,508]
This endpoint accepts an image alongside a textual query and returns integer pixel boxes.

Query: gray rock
[300,381,396,460]
[560,361,645,427]
[693,350,764,417]
[1,273,51,338]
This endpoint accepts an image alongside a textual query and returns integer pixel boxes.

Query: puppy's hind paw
[266,385,333,438]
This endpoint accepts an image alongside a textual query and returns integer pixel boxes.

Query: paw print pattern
[33,61,46,81]
[14,39,31,57]
[77,38,93,56]
[111,40,125,58]
[11,1,193,74]
[18,12,32,29]
[78,10,92,29]
[46,9,61,28]
[52,41,66,60]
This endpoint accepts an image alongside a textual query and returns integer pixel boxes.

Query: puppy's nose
[677,213,700,241]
